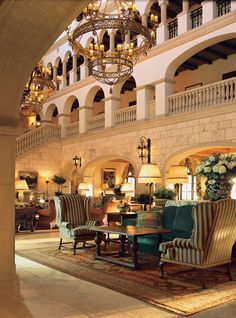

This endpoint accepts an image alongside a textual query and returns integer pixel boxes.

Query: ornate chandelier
[20,63,59,117]
[67,0,158,91]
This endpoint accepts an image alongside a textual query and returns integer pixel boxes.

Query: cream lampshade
[121,182,134,193]
[15,180,29,201]
[166,165,188,184]
[138,163,162,184]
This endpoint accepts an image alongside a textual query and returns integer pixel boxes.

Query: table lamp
[78,182,89,196]
[15,180,29,202]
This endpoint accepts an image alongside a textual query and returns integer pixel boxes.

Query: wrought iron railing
[168,19,178,39]
[216,0,231,16]
[114,106,136,127]
[190,7,202,29]
[168,77,236,115]
[16,123,61,155]
[87,114,105,131]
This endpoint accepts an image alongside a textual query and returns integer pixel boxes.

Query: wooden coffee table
[92,225,171,269]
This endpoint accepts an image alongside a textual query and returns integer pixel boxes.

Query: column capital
[103,96,121,102]
[158,0,169,7]
[152,77,175,85]
[135,84,154,91]
[79,105,93,110]
[57,113,70,118]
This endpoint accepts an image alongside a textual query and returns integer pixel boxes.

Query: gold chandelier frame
[68,0,158,89]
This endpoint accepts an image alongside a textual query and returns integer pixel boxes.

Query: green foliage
[153,187,176,199]
[136,193,153,204]
[52,175,67,185]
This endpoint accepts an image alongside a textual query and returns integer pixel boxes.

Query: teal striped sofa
[54,194,99,255]
[159,199,236,288]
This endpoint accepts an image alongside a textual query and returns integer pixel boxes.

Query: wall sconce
[73,155,81,167]
[137,136,151,163]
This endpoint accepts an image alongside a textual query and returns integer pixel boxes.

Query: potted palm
[153,187,176,207]
[52,175,67,195]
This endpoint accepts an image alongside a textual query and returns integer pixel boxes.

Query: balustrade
[16,123,61,155]
[169,77,236,115]
[114,106,136,127]
[87,114,105,131]
[65,121,80,136]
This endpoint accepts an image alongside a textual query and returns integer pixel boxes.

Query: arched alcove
[119,76,137,109]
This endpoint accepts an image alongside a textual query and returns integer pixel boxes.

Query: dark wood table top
[105,211,137,215]
[91,225,171,236]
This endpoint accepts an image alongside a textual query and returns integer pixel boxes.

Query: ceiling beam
[181,61,198,70]
[192,54,212,64]
[205,47,228,60]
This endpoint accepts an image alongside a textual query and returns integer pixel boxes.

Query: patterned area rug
[16,244,236,316]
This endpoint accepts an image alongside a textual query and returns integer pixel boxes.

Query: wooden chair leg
[102,233,107,250]
[58,238,62,250]
[198,269,206,289]
[73,239,79,255]
[227,263,233,281]
[159,262,165,278]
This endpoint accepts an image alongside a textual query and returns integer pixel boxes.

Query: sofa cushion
[137,211,159,228]
[162,206,177,229]
[172,205,194,233]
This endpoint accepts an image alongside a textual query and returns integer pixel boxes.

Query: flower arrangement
[196,153,236,200]
[153,187,176,200]
[116,200,129,212]
[196,153,236,181]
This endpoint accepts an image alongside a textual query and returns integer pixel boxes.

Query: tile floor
[0,231,234,318]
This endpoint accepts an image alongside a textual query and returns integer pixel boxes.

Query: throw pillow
[172,205,194,233]
[137,211,160,228]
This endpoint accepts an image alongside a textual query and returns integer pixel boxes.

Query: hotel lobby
[1,0,236,317]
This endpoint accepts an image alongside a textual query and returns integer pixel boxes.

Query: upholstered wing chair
[159,199,236,288]
[54,194,99,255]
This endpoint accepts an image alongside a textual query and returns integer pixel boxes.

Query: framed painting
[102,168,116,189]
[19,171,38,190]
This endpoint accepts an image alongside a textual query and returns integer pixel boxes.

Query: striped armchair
[54,194,99,255]
[159,199,236,288]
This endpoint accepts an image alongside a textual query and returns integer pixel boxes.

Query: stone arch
[64,50,72,62]
[165,32,236,80]
[163,142,236,174]
[63,95,79,114]
[44,103,58,122]
[54,56,62,68]
[86,36,95,48]
[85,85,105,107]
[144,0,157,16]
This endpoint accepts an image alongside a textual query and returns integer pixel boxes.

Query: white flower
[227,162,233,170]
[208,156,215,162]
[205,160,211,166]
[208,179,216,185]
[204,166,211,173]
[196,165,204,173]
[218,165,227,174]
[213,165,219,173]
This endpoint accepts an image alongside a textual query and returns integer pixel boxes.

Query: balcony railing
[16,123,61,155]
[190,7,202,29]
[87,114,105,131]
[168,77,236,115]
[216,0,231,17]
[114,106,136,127]
[65,121,80,136]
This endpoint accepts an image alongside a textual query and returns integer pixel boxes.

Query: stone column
[177,0,191,34]
[136,85,154,121]
[141,13,148,28]
[231,1,236,10]
[71,54,78,84]
[80,62,88,80]
[104,96,120,128]
[157,0,169,44]
[79,105,93,134]
[125,30,130,44]
[57,113,70,138]
[154,78,174,116]
[202,0,217,24]
[0,126,20,291]
[109,30,115,52]
[53,66,57,82]
[62,60,67,88]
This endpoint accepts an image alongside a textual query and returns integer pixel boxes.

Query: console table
[15,207,37,232]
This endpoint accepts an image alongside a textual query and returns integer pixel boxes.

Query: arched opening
[70,98,79,123]
[76,55,84,81]
[45,104,58,123]
[65,52,73,86]
[46,62,53,80]
[93,88,105,116]
[101,30,110,52]
[52,107,58,125]
[164,145,236,200]
[120,76,137,109]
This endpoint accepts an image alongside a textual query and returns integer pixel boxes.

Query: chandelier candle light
[20,63,61,116]
[67,0,158,92]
